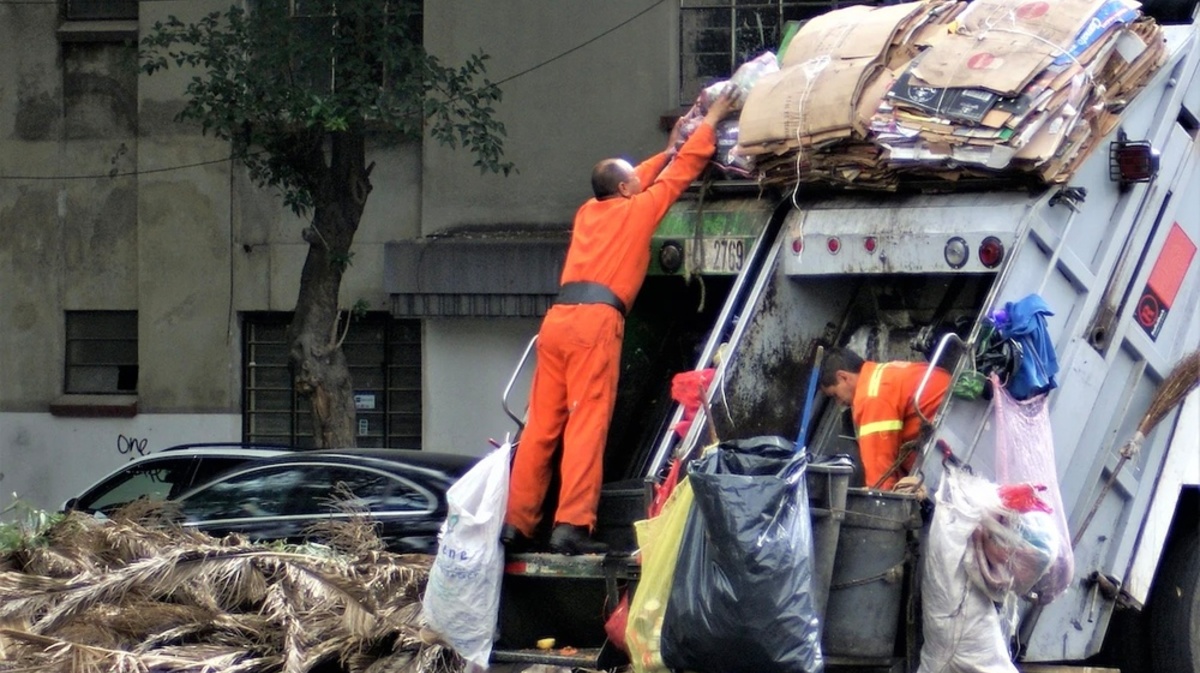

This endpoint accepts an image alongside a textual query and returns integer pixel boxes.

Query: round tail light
[944,237,969,269]
[792,238,804,254]
[979,236,1005,269]
[827,237,841,254]
[659,241,684,273]
[864,236,877,253]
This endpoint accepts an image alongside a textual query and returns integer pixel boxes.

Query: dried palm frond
[305,484,387,557]
[10,543,92,579]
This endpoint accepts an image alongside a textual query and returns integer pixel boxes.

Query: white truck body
[654,21,1199,666]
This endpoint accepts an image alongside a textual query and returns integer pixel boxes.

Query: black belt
[555,281,627,316]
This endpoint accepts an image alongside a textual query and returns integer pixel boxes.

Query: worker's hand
[665,115,686,154]
[703,85,740,127]
[892,475,928,500]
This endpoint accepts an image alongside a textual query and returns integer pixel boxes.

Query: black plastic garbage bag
[660,436,824,673]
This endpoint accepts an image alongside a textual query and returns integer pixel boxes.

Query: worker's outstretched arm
[627,90,738,237]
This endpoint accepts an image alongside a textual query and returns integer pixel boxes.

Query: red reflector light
[979,236,1005,268]
[864,237,877,253]
[792,238,803,254]
[827,237,841,254]
[1109,138,1159,184]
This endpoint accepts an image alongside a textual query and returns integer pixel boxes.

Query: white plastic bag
[421,441,512,669]
[918,464,1018,673]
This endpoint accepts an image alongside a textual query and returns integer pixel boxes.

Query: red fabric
[670,368,715,438]
[604,590,631,653]
[998,483,1052,513]
[852,361,951,490]
[649,458,683,518]
[504,125,718,537]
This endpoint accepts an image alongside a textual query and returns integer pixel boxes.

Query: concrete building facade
[0,0,753,512]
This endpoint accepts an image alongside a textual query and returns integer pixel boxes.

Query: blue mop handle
[794,345,825,453]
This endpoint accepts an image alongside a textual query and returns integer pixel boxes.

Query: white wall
[0,412,239,516]
[422,318,539,456]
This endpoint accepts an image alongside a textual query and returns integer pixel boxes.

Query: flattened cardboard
[782,1,927,66]
[911,31,1056,94]
[888,67,1000,123]
[958,0,1107,46]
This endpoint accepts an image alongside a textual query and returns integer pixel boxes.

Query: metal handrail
[913,331,965,427]
[912,331,971,476]
[501,335,538,433]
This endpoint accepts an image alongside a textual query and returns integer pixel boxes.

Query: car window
[78,458,196,513]
[191,457,258,489]
[178,465,305,520]
[295,466,432,514]
[178,462,434,521]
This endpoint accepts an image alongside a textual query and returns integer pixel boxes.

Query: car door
[176,463,309,542]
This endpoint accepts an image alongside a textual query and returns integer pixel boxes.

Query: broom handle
[1072,443,1135,548]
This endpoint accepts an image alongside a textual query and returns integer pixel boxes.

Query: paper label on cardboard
[1115,30,1147,63]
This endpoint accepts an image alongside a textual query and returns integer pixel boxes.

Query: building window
[243,313,422,449]
[65,0,138,20]
[679,0,848,102]
[65,311,138,394]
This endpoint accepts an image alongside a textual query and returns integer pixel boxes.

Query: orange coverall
[505,123,719,537]
[852,361,951,490]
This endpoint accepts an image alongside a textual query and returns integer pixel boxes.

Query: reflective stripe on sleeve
[867,363,890,397]
[859,419,903,437]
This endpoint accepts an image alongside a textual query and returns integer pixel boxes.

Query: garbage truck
[487,15,1200,673]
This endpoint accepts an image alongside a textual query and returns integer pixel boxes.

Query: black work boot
[548,524,609,555]
[499,524,533,554]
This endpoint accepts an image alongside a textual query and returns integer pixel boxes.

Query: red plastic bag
[670,368,715,438]
[605,590,631,653]
[997,482,1052,513]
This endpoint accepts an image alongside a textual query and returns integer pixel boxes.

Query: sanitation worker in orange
[501,89,739,555]
[819,347,951,491]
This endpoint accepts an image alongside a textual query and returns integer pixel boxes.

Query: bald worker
[502,89,739,555]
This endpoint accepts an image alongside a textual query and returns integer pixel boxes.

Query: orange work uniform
[505,123,719,537]
[851,361,951,490]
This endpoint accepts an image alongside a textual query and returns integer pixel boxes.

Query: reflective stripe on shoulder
[867,363,890,397]
[859,419,903,437]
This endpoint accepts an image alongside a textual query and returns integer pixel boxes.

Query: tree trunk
[287,131,372,448]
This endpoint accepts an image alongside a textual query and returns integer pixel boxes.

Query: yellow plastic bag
[626,476,695,673]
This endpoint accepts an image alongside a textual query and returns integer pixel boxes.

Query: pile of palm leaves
[0,499,463,673]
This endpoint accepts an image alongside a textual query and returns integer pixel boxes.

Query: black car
[172,449,478,554]
[64,443,295,514]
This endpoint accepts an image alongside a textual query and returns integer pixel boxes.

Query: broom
[1072,349,1200,547]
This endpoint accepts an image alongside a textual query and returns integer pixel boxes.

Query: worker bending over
[502,89,739,555]
[819,347,951,491]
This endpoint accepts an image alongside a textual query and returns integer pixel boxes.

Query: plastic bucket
[821,488,921,660]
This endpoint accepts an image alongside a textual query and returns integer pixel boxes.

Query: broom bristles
[1139,349,1200,434]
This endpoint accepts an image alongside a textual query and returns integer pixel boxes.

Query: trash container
[805,457,853,619]
[821,488,921,660]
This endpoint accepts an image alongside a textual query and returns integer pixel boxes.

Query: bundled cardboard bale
[734,0,1167,191]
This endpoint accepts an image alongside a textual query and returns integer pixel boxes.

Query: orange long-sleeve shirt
[560,123,717,308]
[852,361,951,490]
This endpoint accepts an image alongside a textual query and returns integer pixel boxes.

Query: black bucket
[821,488,921,660]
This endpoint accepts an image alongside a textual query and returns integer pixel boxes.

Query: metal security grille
[679,0,855,102]
[64,311,138,394]
[65,0,138,20]
[243,313,422,449]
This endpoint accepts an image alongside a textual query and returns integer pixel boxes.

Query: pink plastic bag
[991,375,1074,604]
